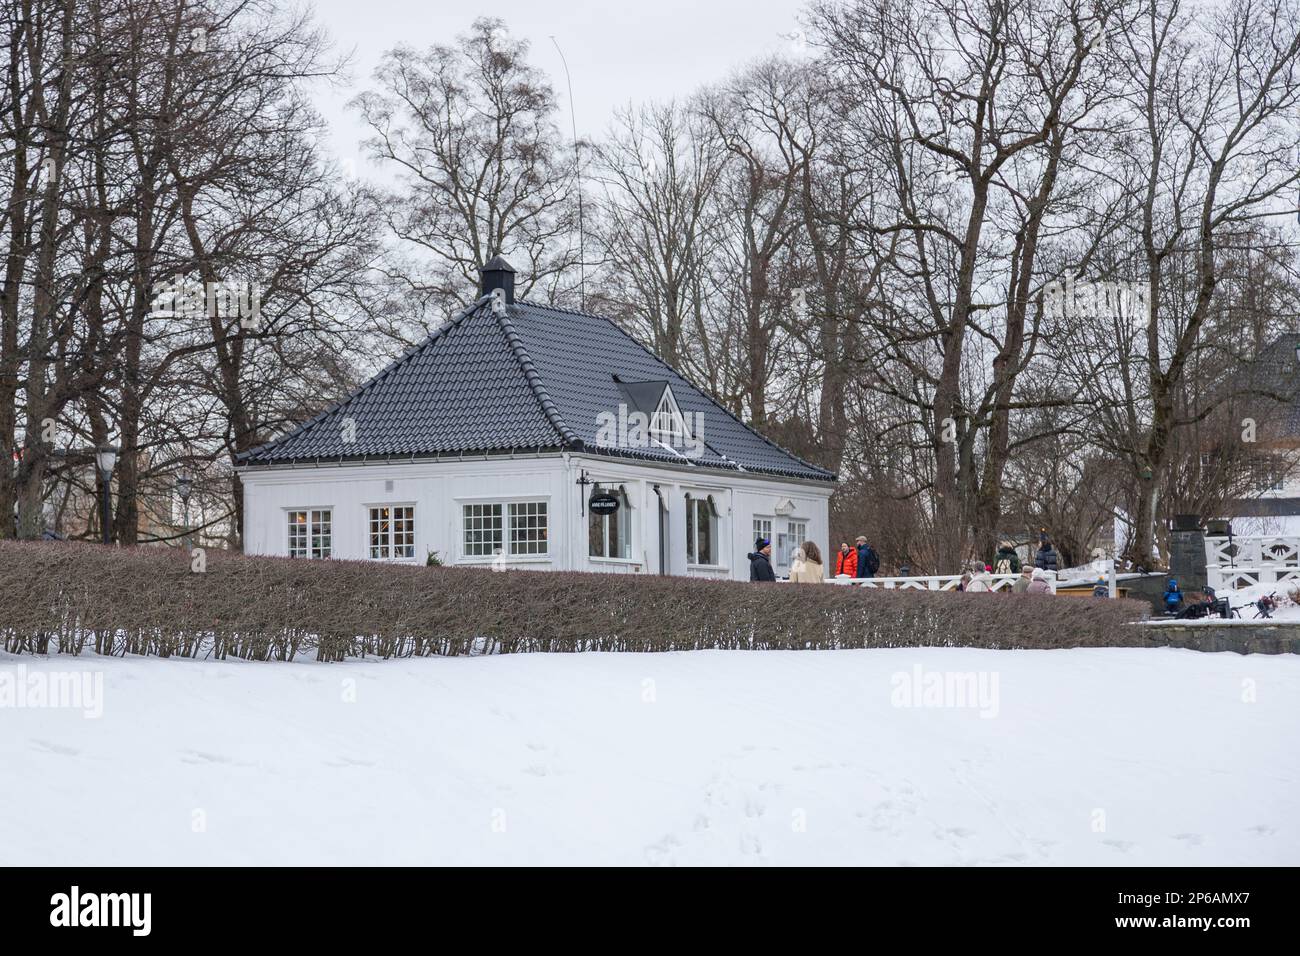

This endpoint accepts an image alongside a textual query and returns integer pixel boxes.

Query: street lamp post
[95,445,118,545]
[177,473,192,550]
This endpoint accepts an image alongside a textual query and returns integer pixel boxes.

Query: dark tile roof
[239,297,835,482]
[1223,497,1300,518]
[1226,333,1300,435]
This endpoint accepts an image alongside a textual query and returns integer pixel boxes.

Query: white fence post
[820,573,1033,591]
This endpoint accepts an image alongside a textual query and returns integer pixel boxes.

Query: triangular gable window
[650,386,689,449]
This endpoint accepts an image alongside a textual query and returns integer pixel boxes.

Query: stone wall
[1138,622,1300,655]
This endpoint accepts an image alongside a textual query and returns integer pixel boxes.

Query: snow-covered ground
[1217,581,1300,621]
[2,647,1296,866]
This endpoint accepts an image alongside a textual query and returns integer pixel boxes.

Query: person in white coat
[966,560,992,593]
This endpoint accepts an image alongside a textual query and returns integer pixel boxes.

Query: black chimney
[480,255,516,304]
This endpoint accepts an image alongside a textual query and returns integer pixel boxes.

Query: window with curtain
[686,494,719,565]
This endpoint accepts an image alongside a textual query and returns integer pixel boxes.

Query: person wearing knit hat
[1026,568,1052,594]
[748,537,775,582]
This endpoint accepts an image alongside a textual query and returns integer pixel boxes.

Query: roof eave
[235,445,570,471]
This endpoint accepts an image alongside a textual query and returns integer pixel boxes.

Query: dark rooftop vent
[480,255,516,304]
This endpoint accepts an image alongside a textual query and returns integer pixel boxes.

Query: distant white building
[236,259,835,580]
[1217,334,1300,536]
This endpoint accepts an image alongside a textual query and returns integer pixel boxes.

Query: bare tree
[593,101,725,368]
[353,17,580,310]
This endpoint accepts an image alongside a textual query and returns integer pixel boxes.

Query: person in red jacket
[834,541,858,577]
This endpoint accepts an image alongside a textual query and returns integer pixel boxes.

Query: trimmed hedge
[0,541,1150,661]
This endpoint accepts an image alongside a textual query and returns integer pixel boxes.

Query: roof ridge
[237,295,492,463]
[517,300,835,480]
[495,304,583,449]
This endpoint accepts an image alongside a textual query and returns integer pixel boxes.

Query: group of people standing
[747,533,1063,591]
[958,539,1059,593]
[961,563,1054,593]
[747,535,880,583]
[832,537,881,579]
[747,537,829,582]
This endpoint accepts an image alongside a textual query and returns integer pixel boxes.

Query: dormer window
[650,386,688,448]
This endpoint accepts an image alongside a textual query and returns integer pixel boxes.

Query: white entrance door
[775,519,807,574]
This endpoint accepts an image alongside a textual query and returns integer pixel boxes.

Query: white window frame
[753,516,773,546]
[589,484,634,562]
[685,492,723,568]
[650,386,690,448]
[366,503,416,561]
[508,500,549,556]
[462,502,504,558]
[458,496,551,562]
[286,507,332,559]
[1250,456,1285,495]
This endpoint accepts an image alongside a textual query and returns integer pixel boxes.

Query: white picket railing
[816,573,1058,594]
[1204,535,1300,591]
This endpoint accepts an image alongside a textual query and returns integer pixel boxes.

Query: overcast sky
[308,0,809,177]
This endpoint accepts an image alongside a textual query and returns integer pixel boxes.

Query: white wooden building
[237,259,835,580]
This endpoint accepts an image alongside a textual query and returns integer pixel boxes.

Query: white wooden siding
[239,453,832,582]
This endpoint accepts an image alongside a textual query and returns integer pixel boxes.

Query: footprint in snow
[30,739,80,756]
[1247,824,1277,836]
[869,800,909,834]
[1030,838,1058,858]
[1102,839,1136,852]
[1173,833,1204,846]
[181,750,234,765]
[523,764,549,777]
[644,834,681,866]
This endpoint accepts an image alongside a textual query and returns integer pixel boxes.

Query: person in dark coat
[992,541,1021,575]
[1033,539,1059,574]
[854,536,880,578]
[748,537,776,582]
